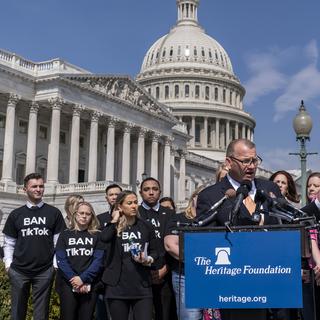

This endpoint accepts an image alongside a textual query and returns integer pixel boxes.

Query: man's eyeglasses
[229,155,262,166]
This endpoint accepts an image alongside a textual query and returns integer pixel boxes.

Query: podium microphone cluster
[177,188,236,227]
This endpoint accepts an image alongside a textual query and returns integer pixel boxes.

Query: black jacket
[196,176,282,226]
[100,218,158,287]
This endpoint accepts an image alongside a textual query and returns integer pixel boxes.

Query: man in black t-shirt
[97,183,122,229]
[2,173,65,320]
[138,177,177,320]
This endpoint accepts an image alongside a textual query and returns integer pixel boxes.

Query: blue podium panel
[184,230,302,309]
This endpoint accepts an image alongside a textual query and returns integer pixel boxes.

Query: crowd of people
[2,138,320,320]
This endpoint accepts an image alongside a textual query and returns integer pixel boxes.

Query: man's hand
[70,276,83,289]
[111,209,120,223]
[151,264,168,284]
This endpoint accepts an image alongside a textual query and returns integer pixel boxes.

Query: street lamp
[290,100,316,206]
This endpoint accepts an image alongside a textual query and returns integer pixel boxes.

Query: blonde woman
[64,194,84,228]
[100,190,158,320]
[56,202,104,320]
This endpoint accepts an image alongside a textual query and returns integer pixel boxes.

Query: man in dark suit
[196,139,282,320]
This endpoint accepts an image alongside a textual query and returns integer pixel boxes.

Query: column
[179,151,186,201]
[136,127,147,184]
[215,118,220,149]
[47,97,63,184]
[122,123,133,184]
[203,117,208,148]
[163,137,172,196]
[1,93,20,182]
[68,104,83,183]
[191,116,195,147]
[150,133,160,179]
[246,126,251,140]
[26,102,39,175]
[235,122,239,139]
[105,117,117,181]
[88,111,100,182]
[242,124,246,139]
[226,119,230,146]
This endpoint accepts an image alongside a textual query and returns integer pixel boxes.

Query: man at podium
[196,138,282,320]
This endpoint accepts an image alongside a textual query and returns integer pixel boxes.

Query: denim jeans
[172,271,203,320]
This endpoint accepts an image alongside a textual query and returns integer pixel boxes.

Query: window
[80,136,85,148]
[19,120,28,134]
[185,46,190,57]
[16,164,25,185]
[230,91,233,105]
[60,131,66,145]
[175,85,179,98]
[195,123,201,143]
[162,48,166,58]
[39,125,48,139]
[205,86,210,100]
[78,169,85,183]
[156,87,160,99]
[201,47,205,57]
[195,85,200,99]
[170,47,173,57]
[209,49,212,59]
[214,88,219,101]
[165,86,169,99]
[223,89,226,103]
[0,114,5,128]
[178,46,181,56]
[185,85,189,98]
[194,47,197,57]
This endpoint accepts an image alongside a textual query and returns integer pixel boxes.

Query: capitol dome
[137,0,255,161]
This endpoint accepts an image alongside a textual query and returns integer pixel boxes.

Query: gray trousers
[8,266,54,320]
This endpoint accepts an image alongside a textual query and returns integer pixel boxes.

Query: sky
[1,0,320,172]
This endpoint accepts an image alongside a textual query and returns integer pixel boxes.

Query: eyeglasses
[229,155,262,166]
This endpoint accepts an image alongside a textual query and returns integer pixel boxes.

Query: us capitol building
[0,0,270,241]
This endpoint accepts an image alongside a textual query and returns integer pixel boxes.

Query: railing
[55,181,132,194]
[0,48,88,76]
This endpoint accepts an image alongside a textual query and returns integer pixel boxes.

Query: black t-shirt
[165,212,193,274]
[106,219,154,299]
[139,204,175,269]
[56,229,104,283]
[3,204,65,276]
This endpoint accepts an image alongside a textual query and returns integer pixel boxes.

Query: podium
[178,224,307,310]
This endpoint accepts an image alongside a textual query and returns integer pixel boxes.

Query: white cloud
[243,48,294,105]
[274,64,320,121]
[260,147,319,172]
[243,40,320,121]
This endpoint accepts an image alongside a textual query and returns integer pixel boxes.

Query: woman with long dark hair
[100,190,158,320]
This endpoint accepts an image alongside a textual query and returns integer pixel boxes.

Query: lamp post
[289,100,316,206]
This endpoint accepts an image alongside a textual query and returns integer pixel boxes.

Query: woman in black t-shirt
[56,201,104,320]
[100,190,158,320]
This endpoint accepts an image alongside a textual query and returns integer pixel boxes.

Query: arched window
[195,85,200,99]
[194,47,197,57]
[214,87,218,101]
[201,47,205,57]
[156,86,160,99]
[162,48,166,58]
[205,86,210,100]
[185,85,190,98]
[175,85,179,98]
[165,85,169,99]
[230,91,233,105]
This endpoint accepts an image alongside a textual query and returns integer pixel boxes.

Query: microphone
[255,189,295,222]
[181,189,236,228]
[275,198,306,217]
[230,180,252,224]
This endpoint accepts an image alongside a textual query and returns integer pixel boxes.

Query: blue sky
[1,0,320,172]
